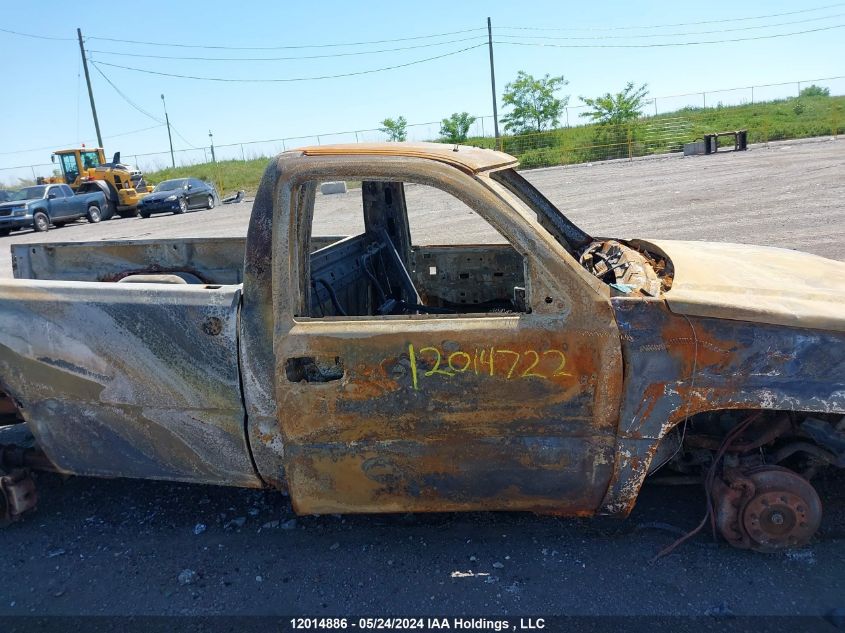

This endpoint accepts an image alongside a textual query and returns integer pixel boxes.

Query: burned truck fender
[600,298,845,516]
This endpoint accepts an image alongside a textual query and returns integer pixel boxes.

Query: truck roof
[296,142,518,174]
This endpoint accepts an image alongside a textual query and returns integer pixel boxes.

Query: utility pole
[77,28,103,149]
[487,17,500,148]
[161,94,175,168]
[209,130,216,162]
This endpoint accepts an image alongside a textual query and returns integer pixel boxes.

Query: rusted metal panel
[409,245,524,308]
[300,143,518,174]
[11,236,347,285]
[241,151,624,514]
[0,139,843,542]
[0,280,260,487]
[600,298,845,516]
[12,238,247,284]
[3,142,841,533]
[278,318,620,515]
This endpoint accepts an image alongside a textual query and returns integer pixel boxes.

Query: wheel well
[0,388,24,427]
[659,409,844,479]
[683,409,841,445]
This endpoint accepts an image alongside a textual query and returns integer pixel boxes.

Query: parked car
[138,178,218,218]
[0,184,106,235]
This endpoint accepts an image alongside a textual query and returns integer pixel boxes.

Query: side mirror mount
[48,192,57,199]
[186,184,193,190]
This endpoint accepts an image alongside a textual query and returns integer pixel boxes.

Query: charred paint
[3,143,842,530]
[241,150,623,515]
[600,298,845,516]
[0,280,260,487]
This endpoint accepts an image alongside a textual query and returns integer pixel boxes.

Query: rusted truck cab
[2,143,843,552]
[241,145,625,517]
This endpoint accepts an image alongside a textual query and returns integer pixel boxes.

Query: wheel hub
[713,466,822,552]
[743,491,812,549]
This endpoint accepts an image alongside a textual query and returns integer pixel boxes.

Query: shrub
[516,147,562,169]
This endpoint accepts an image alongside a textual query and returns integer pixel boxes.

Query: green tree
[799,84,830,98]
[439,112,477,143]
[501,71,569,134]
[579,82,650,125]
[379,116,407,142]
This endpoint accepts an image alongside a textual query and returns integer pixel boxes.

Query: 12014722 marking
[406,344,571,390]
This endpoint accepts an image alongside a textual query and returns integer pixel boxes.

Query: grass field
[145,94,844,195]
[145,157,270,198]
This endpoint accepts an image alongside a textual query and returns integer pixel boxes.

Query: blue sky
[1,0,843,183]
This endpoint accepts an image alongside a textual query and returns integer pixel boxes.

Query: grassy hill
[145,95,843,196]
[144,158,269,198]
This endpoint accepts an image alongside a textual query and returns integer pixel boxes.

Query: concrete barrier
[684,141,707,156]
[320,181,348,195]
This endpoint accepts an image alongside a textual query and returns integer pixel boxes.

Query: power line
[0,27,74,41]
[91,61,200,149]
[0,143,83,157]
[88,43,486,83]
[106,124,166,139]
[0,124,165,157]
[495,23,845,48]
[168,124,200,149]
[86,35,488,61]
[85,27,487,50]
[494,12,845,40]
[0,162,54,172]
[498,2,845,31]
[89,60,164,123]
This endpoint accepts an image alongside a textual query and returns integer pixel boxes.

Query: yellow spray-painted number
[407,344,571,390]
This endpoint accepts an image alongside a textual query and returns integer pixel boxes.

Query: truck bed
[11,236,347,284]
[10,238,523,308]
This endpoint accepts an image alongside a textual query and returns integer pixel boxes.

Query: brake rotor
[739,466,822,553]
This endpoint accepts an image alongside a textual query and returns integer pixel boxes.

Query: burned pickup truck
[1,143,843,552]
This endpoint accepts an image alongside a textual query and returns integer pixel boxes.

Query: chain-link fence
[2,75,843,185]
[465,93,843,169]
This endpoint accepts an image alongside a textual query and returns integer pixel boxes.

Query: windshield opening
[490,168,592,256]
[154,179,186,192]
[14,186,48,200]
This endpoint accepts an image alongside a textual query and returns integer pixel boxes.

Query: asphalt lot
[0,138,843,619]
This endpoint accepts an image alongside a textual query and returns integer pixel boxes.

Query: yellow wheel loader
[40,148,153,218]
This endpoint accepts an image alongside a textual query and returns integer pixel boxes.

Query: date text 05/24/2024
[290,618,546,630]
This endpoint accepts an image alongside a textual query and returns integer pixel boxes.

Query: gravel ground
[1,465,842,617]
[0,138,843,619]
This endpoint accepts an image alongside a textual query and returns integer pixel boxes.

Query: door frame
[47,186,68,220]
[241,153,624,513]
